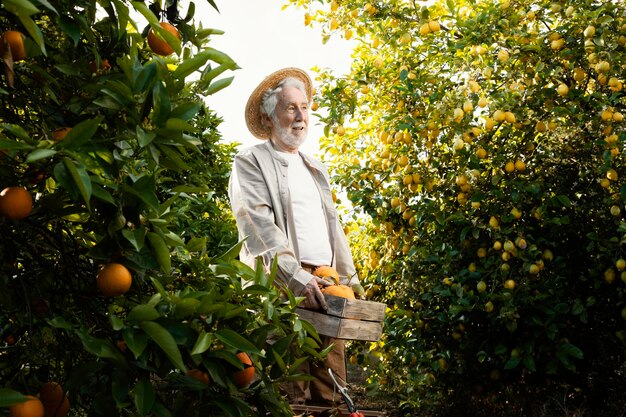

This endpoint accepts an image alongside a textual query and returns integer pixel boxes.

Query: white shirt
[279,151,333,266]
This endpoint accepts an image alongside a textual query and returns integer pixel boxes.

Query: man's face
[268,85,309,152]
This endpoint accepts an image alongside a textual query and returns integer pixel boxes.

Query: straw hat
[245,67,312,140]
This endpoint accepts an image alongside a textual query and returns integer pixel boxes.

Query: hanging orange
[0,186,33,220]
[96,263,132,297]
[232,352,254,388]
[0,30,26,61]
[9,395,44,417]
[147,22,180,56]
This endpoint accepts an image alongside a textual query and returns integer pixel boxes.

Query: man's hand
[300,276,333,310]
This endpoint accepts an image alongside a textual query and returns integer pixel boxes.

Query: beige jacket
[228,140,359,296]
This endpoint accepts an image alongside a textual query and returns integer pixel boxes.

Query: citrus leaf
[123,327,148,359]
[128,304,161,322]
[62,157,92,210]
[190,331,213,356]
[170,102,202,121]
[0,389,27,407]
[147,232,171,273]
[2,0,40,16]
[204,76,234,96]
[134,62,157,93]
[59,116,104,149]
[139,321,186,372]
[133,378,155,417]
[1,123,30,139]
[214,329,262,355]
[26,149,56,162]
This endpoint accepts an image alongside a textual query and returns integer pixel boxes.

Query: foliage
[0,1,322,416]
[290,0,626,415]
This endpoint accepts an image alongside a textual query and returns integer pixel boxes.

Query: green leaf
[122,227,146,251]
[59,116,104,149]
[136,126,156,148]
[134,62,157,93]
[151,82,171,126]
[204,76,234,96]
[215,329,262,355]
[186,236,206,253]
[26,149,56,162]
[2,0,40,16]
[165,118,195,132]
[1,123,30,139]
[76,330,127,366]
[128,304,161,322]
[0,389,27,407]
[217,240,246,262]
[504,357,521,370]
[17,15,46,56]
[62,157,92,210]
[155,144,190,171]
[140,321,187,372]
[127,175,159,211]
[123,327,149,359]
[191,331,213,355]
[170,102,202,121]
[147,232,171,273]
[133,378,155,416]
[523,356,537,372]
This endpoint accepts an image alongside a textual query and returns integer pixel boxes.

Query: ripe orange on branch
[232,352,254,388]
[39,382,64,414]
[96,263,132,297]
[147,22,180,56]
[9,395,44,417]
[186,368,210,384]
[0,30,27,61]
[0,186,33,220]
[52,127,72,142]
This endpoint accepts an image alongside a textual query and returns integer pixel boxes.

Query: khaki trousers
[283,337,346,405]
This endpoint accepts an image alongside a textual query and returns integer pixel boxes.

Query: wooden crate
[291,403,386,416]
[295,295,386,341]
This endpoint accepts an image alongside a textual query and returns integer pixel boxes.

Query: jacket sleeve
[228,152,312,296]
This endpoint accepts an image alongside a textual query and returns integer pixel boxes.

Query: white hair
[259,77,309,120]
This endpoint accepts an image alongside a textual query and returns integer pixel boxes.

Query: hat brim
[245,67,312,140]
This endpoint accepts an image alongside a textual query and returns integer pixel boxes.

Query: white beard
[273,123,308,149]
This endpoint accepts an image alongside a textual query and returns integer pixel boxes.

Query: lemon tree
[291,0,626,414]
[0,1,321,416]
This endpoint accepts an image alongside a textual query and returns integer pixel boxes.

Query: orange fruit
[116,340,127,352]
[10,395,44,417]
[0,30,27,61]
[52,127,71,142]
[147,22,180,56]
[232,352,254,389]
[53,396,69,417]
[96,263,132,297]
[89,58,111,73]
[322,284,356,299]
[186,368,210,384]
[312,265,340,284]
[39,382,64,415]
[0,186,33,220]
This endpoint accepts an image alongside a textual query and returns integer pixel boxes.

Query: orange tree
[0,1,324,416]
[290,0,626,415]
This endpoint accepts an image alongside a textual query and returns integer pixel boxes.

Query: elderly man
[228,67,362,405]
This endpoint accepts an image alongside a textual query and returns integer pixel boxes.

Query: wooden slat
[291,403,387,416]
[296,308,383,341]
[324,295,386,321]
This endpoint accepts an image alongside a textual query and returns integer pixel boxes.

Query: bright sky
[194,0,354,155]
